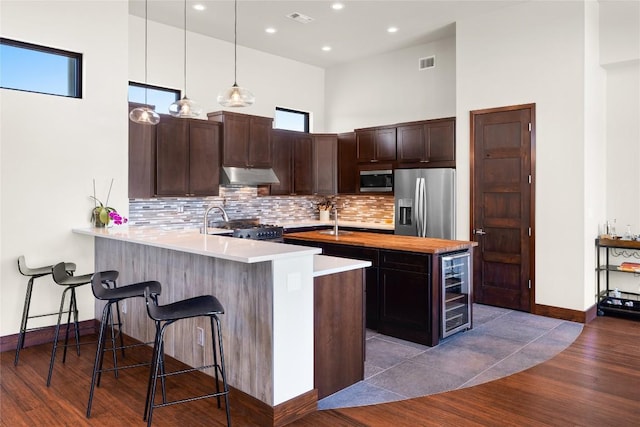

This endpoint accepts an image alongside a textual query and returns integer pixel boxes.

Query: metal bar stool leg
[47,287,71,387]
[213,315,231,425]
[87,302,113,417]
[14,276,35,366]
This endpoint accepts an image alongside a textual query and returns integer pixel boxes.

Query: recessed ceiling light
[331,3,344,10]
[265,27,277,34]
[322,46,332,52]
[192,4,206,11]
[387,26,398,33]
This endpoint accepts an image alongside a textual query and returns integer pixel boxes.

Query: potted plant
[91,179,127,227]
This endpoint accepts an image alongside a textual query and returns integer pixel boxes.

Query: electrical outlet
[121,300,127,314]
[196,327,204,346]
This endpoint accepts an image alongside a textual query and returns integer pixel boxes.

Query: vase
[319,210,330,221]
[93,208,107,228]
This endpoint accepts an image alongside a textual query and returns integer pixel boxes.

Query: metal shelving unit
[595,237,640,318]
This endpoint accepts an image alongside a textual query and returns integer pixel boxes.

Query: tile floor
[318,304,584,409]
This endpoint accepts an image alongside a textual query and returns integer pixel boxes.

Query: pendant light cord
[234,0,238,85]
[183,0,187,97]
[144,0,149,105]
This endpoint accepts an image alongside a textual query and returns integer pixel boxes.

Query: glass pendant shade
[129,0,159,126]
[218,0,254,107]
[169,96,203,118]
[129,106,161,125]
[217,83,255,107]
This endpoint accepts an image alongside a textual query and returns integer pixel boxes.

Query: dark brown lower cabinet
[284,237,466,346]
[314,268,364,399]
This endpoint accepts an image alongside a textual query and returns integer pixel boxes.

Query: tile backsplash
[129,186,394,229]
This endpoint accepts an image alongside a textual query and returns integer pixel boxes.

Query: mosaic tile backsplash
[129,186,395,229]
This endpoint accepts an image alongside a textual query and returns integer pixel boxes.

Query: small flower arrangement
[317,198,334,212]
[91,179,128,227]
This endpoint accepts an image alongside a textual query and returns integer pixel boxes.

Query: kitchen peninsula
[284,230,478,346]
[73,226,370,426]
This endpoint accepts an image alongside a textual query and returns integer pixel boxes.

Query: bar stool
[15,256,76,366]
[47,262,101,386]
[143,287,231,427]
[86,272,162,418]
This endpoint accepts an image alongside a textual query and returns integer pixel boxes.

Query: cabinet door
[221,113,250,167]
[378,268,431,342]
[270,130,293,195]
[355,130,376,163]
[312,134,337,195]
[188,121,221,196]
[338,132,357,194]
[128,103,157,198]
[375,127,397,161]
[248,116,273,167]
[293,135,313,195]
[425,119,455,163]
[396,124,425,163]
[156,116,189,196]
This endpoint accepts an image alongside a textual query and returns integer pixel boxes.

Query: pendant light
[217,0,255,107]
[130,0,160,125]
[169,0,202,117]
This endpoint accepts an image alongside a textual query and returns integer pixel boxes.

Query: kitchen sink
[318,230,352,236]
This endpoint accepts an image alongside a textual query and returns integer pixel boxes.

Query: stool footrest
[156,363,221,379]
[151,390,229,410]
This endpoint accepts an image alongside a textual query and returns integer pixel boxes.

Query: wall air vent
[286,12,314,24]
[419,56,436,70]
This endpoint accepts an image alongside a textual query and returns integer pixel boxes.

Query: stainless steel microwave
[359,169,393,192]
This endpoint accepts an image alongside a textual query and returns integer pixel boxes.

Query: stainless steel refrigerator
[394,168,455,239]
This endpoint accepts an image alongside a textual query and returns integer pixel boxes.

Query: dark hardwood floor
[1,315,639,426]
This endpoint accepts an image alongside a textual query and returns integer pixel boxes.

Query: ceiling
[129,0,522,68]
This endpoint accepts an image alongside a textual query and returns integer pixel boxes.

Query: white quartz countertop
[313,255,372,278]
[73,226,321,264]
[280,219,394,231]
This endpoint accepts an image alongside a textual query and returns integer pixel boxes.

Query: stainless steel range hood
[220,166,280,186]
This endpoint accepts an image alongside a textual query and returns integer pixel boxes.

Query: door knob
[474,228,487,235]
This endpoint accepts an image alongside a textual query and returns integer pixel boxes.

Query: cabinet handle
[420,160,430,163]
[370,159,379,163]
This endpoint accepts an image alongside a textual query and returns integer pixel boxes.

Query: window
[128,82,180,115]
[0,38,82,98]
[274,107,309,132]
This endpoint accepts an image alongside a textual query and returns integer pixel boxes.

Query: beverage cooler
[441,251,472,338]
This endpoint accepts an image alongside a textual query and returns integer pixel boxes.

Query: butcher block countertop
[285,230,478,254]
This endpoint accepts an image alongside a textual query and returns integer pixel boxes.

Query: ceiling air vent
[419,56,436,70]
[286,12,314,24]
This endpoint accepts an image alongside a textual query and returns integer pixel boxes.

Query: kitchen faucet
[333,205,339,235]
[203,205,229,232]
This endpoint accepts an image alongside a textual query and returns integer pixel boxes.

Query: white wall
[129,16,326,131]
[0,0,129,335]
[324,36,456,133]
[456,1,594,311]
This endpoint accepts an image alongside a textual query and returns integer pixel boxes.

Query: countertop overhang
[285,230,478,254]
[73,226,321,263]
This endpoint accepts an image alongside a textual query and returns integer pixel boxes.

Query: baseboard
[230,386,317,426]
[0,319,99,353]
[534,303,595,323]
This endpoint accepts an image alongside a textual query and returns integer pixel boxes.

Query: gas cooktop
[208,218,284,241]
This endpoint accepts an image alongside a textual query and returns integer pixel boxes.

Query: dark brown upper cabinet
[269,129,313,196]
[312,134,338,195]
[207,111,272,168]
[355,126,396,163]
[396,118,455,167]
[337,132,358,194]
[155,116,221,197]
[128,102,157,198]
